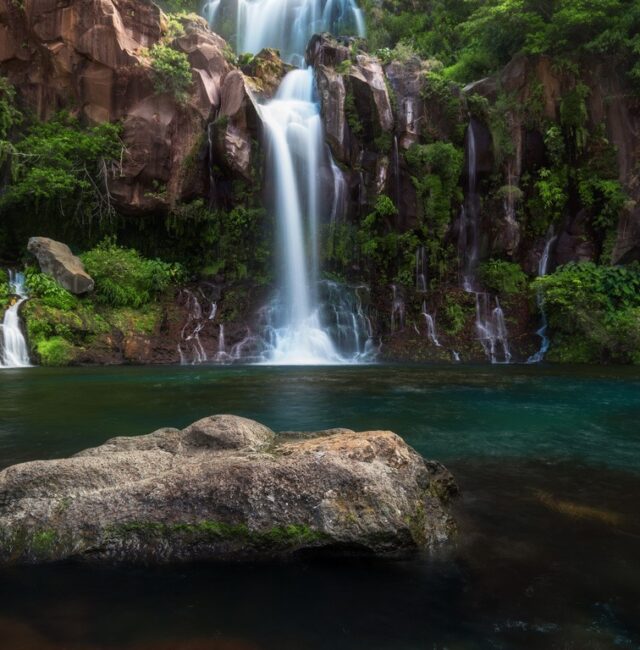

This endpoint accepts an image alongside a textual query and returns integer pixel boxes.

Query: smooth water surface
[1,364,639,649]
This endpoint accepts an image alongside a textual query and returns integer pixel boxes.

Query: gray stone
[27,237,94,294]
[0,415,457,564]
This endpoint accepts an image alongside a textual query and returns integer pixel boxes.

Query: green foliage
[81,238,184,308]
[25,269,78,310]
[357,195,418,285]
[1,113,122,224]
[527,167,569,235]
[0,76,22,141]
[344,88,363,138]
[478,259,528,294]
[35,336,75,367]
[149,44,192,103]
[156,0,200,12]
[405,142,463,283]
[534,262,640,363]
[420,73,464,142]
[442,301,466,335]
[0,276,9,309]
[167,200,270,282]
[360,0,640,86]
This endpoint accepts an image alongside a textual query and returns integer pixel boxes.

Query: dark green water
[1,364,639,649]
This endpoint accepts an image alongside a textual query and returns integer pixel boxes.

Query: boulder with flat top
[0,415,457,564]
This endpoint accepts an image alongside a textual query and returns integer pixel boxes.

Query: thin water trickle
[528,231,557,364]
[421,301,441,347]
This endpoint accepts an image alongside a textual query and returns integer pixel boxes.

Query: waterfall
[459,121,512,364]
[459,122,480,291]
[200,0,371,365]
[390,284,404,333]
[415,246,427,293]
[257,68,342,364]
[178,289,209,365]
[1,271,31,369]
[202,0,222,28]
[528,232,557,364]
[420,302,441,347]
[474,293,511,364]
[230,0,365,64]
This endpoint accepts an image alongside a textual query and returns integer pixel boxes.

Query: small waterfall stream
[420,302,441,347]
[459,121,512,363]
[1,271,31,369]
[528,232,557,363]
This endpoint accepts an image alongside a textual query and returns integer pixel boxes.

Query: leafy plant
[1,113,122,224]
[478,259,528,294]
[81,237,184,308]
[534,262,640,363]
[149,44,192,103]
[25,268,78,310]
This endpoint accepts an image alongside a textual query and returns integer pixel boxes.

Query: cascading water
[178,289,209,365]
[420,302,441,347]
[1,271,31,369]
[257,68,342,363]
[416,246,427,293]
[458,121,512,363]
[390,285,405,333]
[528,231,557,364]
[201,0,373,364]
[202,0,222,27]
[231,0,365,65]
[474,293,511,364]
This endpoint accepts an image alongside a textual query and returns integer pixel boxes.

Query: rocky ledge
[0,415,457,564]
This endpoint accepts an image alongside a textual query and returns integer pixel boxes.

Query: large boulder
[0,415,457,564]
[27,237,94,294]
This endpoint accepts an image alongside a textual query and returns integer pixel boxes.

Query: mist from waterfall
[1,271,31,369]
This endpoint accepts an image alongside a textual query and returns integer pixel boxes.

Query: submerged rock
[27,237,94,294]
[0,415,457,564]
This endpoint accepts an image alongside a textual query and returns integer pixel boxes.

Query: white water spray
[1,271,31,369]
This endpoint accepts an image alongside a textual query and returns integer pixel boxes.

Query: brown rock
[27,237,94,294]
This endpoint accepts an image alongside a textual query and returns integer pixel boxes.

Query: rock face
[0,0,237,214]
[27,237,94,294]
[0,415,457,564]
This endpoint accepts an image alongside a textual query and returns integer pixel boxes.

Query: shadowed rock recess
[0,415,457,564]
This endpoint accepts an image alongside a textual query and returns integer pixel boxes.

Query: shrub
[36,336,75,366]
[534,262,640,363]
[149,44,192,103]
[1,113,122,223]
[81,238,184,308]
[478,259,528,294]
[442,302,466,335]
[25,268,78,310]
